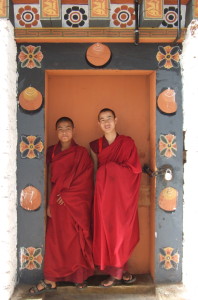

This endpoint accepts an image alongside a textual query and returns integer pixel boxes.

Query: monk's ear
[114,117,118,124]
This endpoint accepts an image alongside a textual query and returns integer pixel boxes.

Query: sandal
[100,276,121,288]
[75,281,88,289]
[122,272,136,284]
[29,280,56,295]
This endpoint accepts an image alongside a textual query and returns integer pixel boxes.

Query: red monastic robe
[44,142,94,283]
[93,135,142,272]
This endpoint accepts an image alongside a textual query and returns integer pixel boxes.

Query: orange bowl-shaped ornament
[20,185,42,211]
[86,43,111,67]
[19,87,42,111]
[157,88,177,114]
[158,187,178,212]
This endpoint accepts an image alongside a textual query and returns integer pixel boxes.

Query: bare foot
[100,276,120,287]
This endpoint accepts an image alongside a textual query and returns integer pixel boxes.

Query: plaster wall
[0,19,17,300]
[181,20,198,299]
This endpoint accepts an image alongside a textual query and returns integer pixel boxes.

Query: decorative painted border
[14,28,187,43]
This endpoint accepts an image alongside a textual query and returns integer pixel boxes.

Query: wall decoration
[62,5,88,28]
[86,43,111,67]
[156,46,180,69]
[20,185,42,211]
[20,247,43,270]
[90,0,109,18]
[18,45,43,69]
[14,5,41,28]
[159,247,180,270]
[158,187,178,212]
[159,134,177,158]
[160,5,186,28]
[157,88,177,114]
[19,87,42,111]
[110,4,135,28]
[19,135,44,159]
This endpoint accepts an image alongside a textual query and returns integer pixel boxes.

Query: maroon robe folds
[44,142,94,283]
[92,135,142,274]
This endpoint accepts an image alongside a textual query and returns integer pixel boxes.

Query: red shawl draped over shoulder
[93,135,142,270]
[44,142,94,283]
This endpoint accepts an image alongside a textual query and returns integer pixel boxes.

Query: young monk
[90,108,142,287]
[29,117,94,294]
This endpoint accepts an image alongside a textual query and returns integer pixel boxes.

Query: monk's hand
[57,194,65,206]
[47,205,51,217]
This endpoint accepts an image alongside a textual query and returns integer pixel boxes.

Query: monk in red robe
[29,117,94,294]
[90,108,142,287]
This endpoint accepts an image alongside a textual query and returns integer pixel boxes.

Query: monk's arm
[46,164,52,216]
[90,149,98,181]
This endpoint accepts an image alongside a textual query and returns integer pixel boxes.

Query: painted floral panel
[14,5,41,28]
[159,134,177,158]
[18,45,43,69]
[159,247,180,270]
[156,46,180,69]
[160,5,186,28]
[20,247,43,270]
[110,4,135,28]
[20,135,44,159]
[62,5,88,28]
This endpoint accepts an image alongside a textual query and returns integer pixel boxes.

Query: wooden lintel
[14,27,187,43]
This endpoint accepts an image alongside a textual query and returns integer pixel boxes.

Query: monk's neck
[105,131,117,145]
[60,141,72,151]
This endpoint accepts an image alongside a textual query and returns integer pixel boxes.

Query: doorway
[45,69,156,278]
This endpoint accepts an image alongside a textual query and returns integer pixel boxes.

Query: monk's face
[56,121,74,143]
[98,111,117,134]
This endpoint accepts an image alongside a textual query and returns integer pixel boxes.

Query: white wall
[0,19,17,300]
[181,20,198,299]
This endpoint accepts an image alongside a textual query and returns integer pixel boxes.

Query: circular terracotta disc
[157,89,177,114]
[86,43,111,66]
[158,187,178,212]
[19,87,42,111]
[20,185,42,211]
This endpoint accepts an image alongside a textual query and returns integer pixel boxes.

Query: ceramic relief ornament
[158,187,178,212]
[18,45,43,69]
[20,247,43,270]
[159,247,180,270]
[20,185,42,211]
[19,87,42,111]
[19,135,44,159]
[86,43,111,67]
[159,134,177,158]
[156,45,180,69]
[157,88,177,114]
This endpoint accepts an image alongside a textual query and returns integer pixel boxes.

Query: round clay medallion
[158,187,178,212]
[157,88,177,114]
[20,185,42,211]
[86,43,111,66]
[19,87,42,111]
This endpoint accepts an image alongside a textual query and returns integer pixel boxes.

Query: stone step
[11,274,156,300]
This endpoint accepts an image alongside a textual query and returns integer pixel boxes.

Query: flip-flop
[122,274,136,284]
[29,280,57,295]
[75,281,88,289]
[100,276,121,288]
